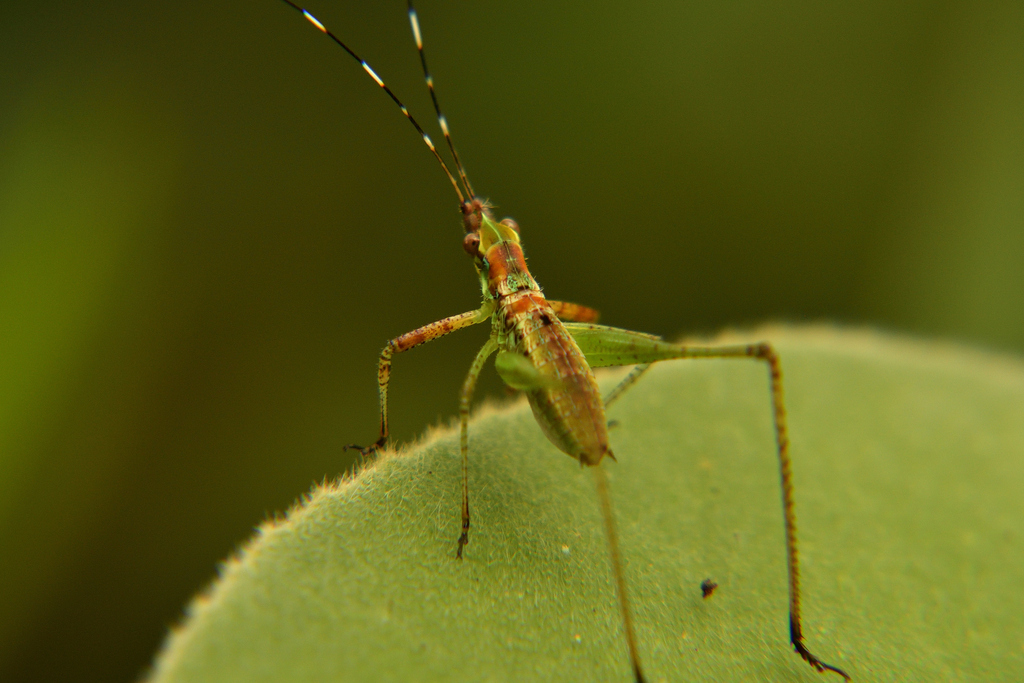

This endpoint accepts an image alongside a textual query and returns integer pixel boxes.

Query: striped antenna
[280,0,466,204]
[406,1,475,200]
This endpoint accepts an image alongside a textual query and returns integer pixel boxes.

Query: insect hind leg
[564,323,850,679]
[593,464,647,683]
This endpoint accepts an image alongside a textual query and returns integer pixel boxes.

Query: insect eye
[500,218,520,234]
[463,232,481,256]
[462,201,483,234]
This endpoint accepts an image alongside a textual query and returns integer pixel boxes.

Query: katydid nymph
[281,1,850,681]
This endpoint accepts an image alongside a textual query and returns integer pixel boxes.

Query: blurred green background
[0,1,1020,681]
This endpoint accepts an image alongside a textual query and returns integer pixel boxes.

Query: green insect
[282,2,850,681]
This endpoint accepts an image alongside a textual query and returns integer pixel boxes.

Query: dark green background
[0,1,1021,681]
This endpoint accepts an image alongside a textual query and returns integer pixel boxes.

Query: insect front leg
[347,305,492,456]
[565,323,851,680]
[456,337,498,559]
[547,299,601,323]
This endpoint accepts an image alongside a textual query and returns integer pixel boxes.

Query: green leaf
[149,328,1024,682]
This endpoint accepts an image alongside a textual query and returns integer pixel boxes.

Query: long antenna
[280,0,466,205]
[406,1,475,200]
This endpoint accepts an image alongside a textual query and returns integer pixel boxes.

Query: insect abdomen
[501,292,609,466]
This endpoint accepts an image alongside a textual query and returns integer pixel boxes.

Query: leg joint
[750,341,776,361]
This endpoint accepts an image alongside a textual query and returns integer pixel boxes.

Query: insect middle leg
[565,323,850,680]
[347,305,491,455]
[455,337,498,558]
